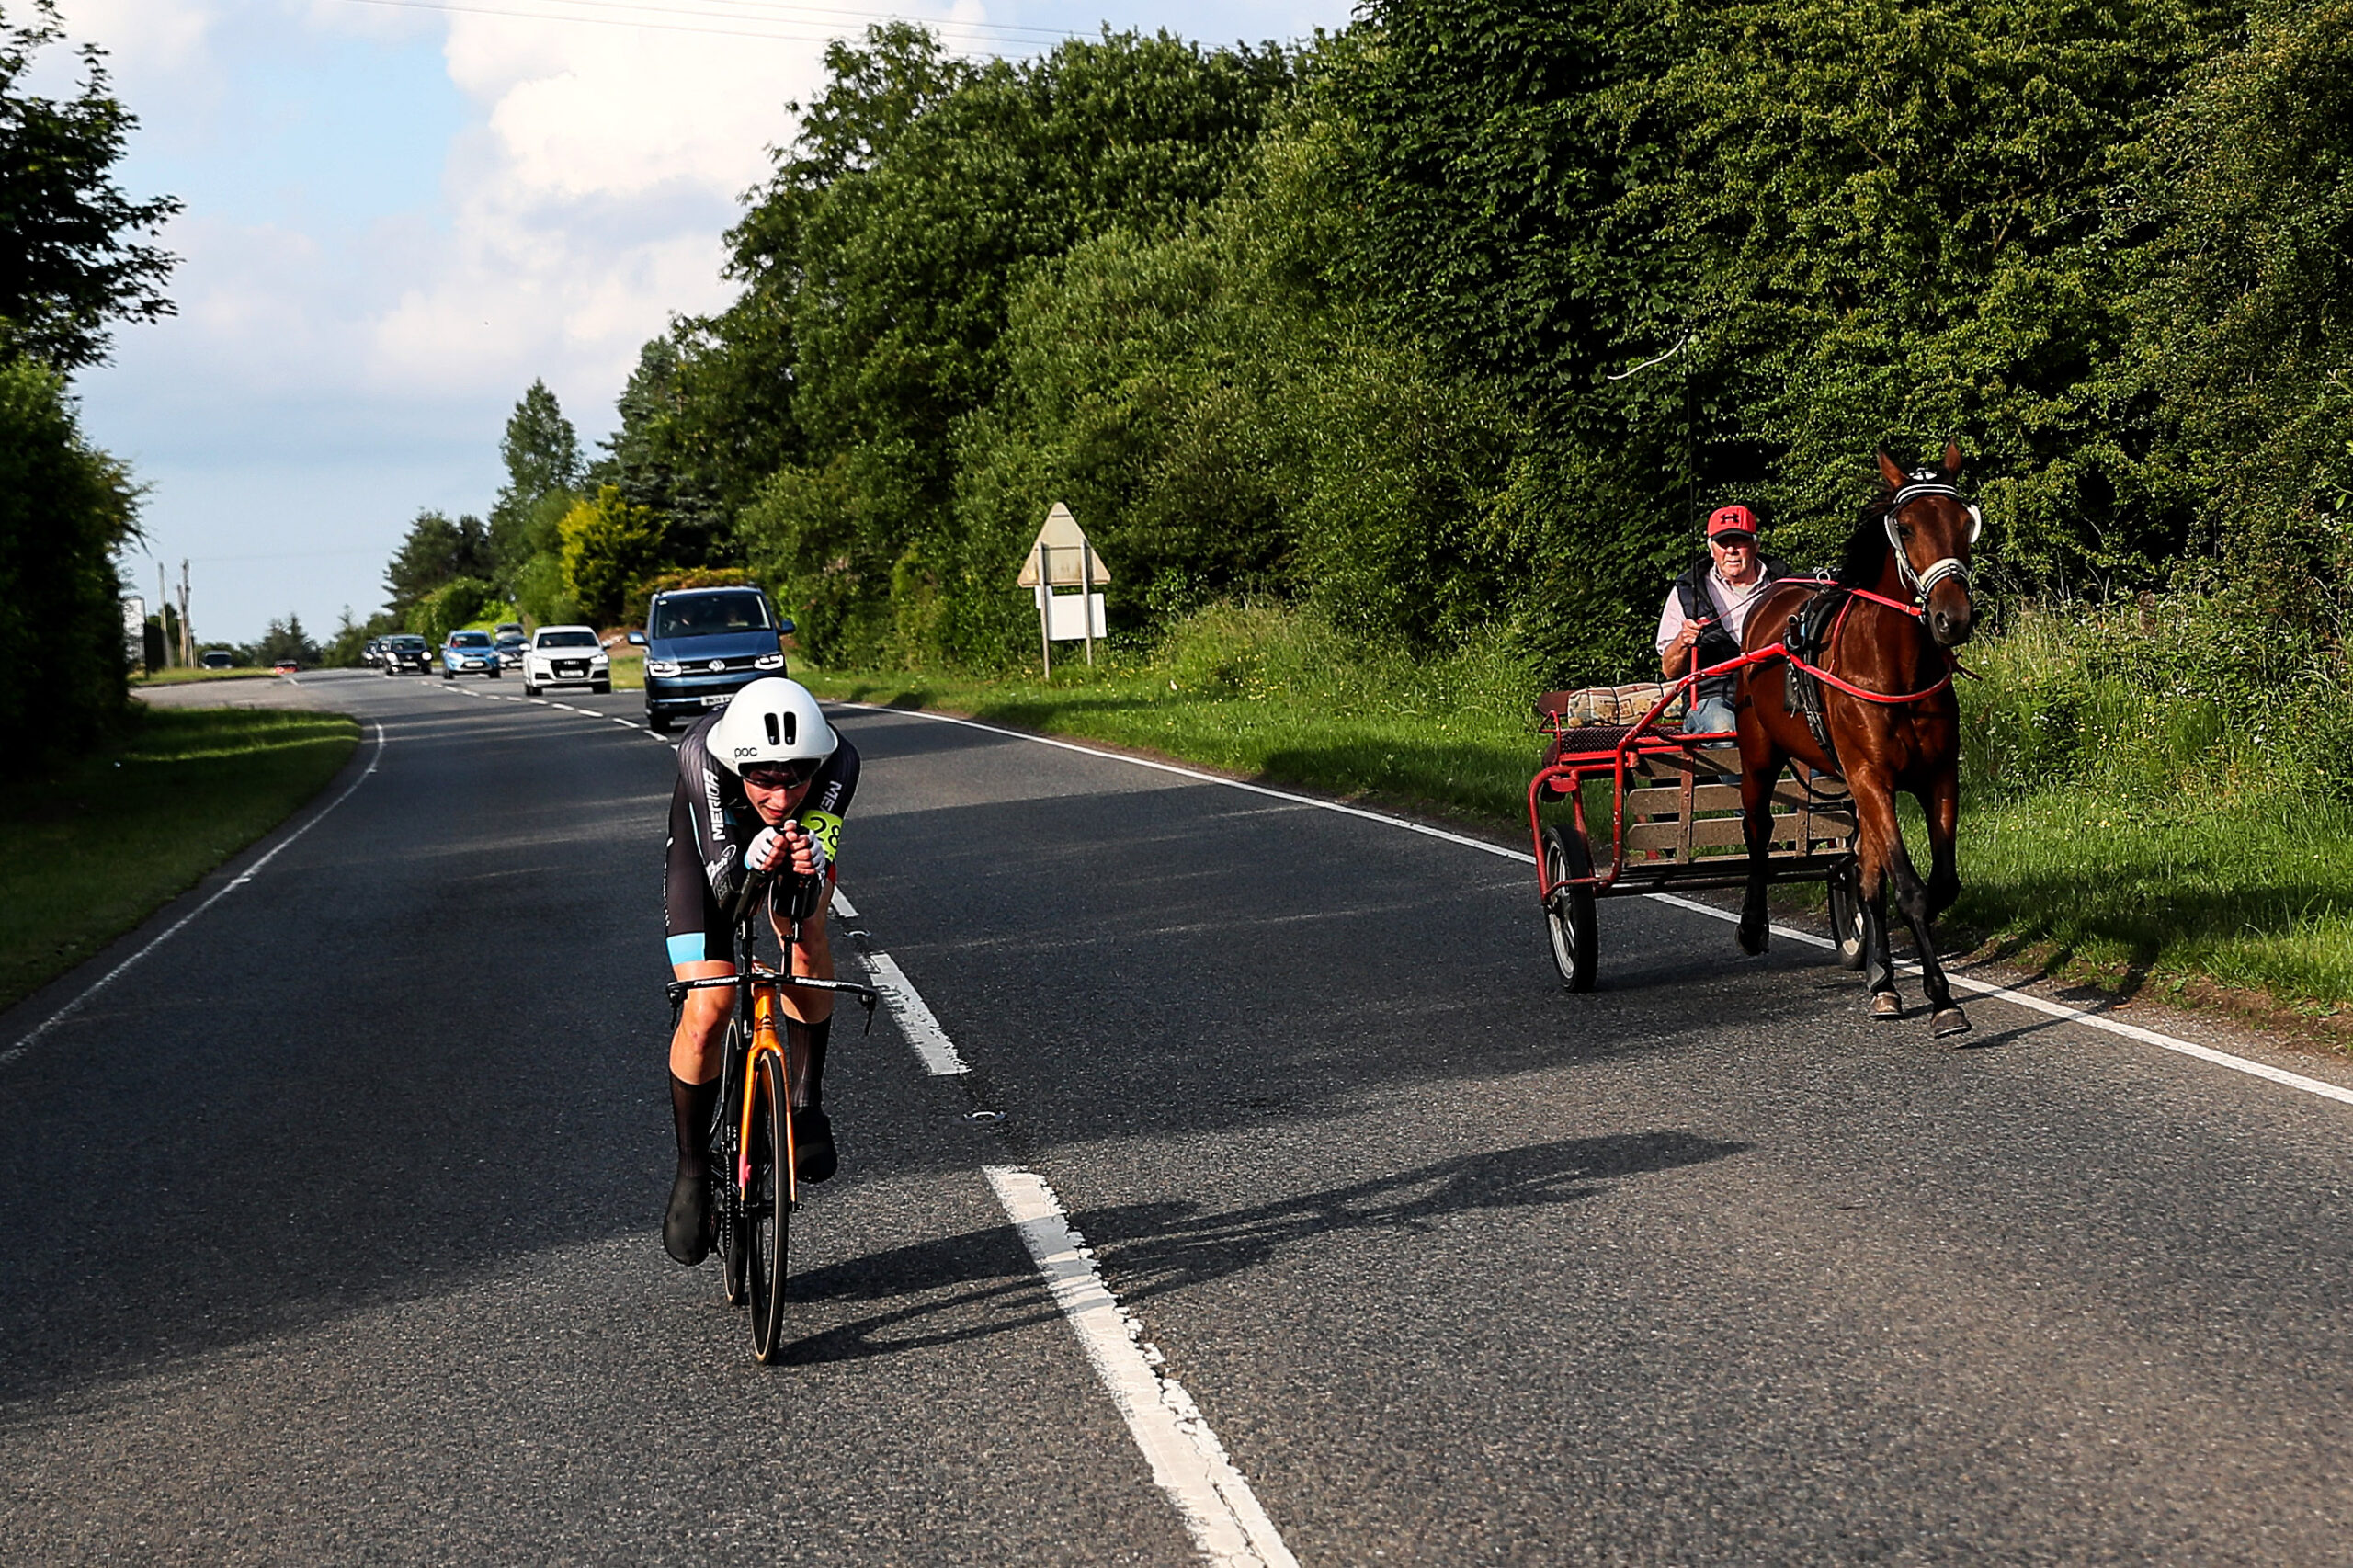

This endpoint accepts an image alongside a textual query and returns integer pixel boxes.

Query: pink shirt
[1655,568,1771,655]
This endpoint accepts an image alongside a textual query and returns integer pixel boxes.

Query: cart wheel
[1827,866,1867,971]
[1541,824,1598,992]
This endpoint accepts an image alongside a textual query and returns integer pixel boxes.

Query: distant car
[522,624,611,695]
[381,634,431,675]
[274,658,300,674]
[200,650,234,670]
[632,585,790,733]
[494,631,528,670]
[360,638,380,668]
[494,621,524,641]
[442,629,503,680]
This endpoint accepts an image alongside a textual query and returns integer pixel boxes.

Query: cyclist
[662,676,859,1267]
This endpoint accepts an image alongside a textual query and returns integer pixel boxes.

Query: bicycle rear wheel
[745,1049,793,1362]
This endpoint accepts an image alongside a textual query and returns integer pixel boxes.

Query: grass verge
[131,666,281,687]
[800,602,2353,1043]
[0,707,360,1015]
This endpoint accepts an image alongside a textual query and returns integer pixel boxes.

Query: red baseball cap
[1707,505,1758,542]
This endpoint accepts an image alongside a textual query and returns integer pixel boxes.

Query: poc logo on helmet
[732,746,760,759]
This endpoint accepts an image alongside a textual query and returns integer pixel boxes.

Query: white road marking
[830,888,859,918]
[1646,892,2353,1108]
[845,703,2353,1115]
[1,721,389,1072]
[986,1167,1300,1568]
[860,947,968,1076]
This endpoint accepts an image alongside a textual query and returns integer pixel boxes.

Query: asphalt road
[6,667,2351,1565]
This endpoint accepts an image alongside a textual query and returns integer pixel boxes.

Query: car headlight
[646,659,681,677]
[753,653,784,669]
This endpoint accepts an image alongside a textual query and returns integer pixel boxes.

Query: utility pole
[157,561,172,666]
[178,559,193,667]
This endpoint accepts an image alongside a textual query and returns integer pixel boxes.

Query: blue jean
[1684,695,1737,735]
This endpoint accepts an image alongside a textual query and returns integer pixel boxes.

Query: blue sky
[56,0,1356,643]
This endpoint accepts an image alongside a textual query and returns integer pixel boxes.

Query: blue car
[630,585,790,732]
[441,628,504,680]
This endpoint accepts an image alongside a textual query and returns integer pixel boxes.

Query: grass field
[799,603,2353,1040]
[0,707,360,1014]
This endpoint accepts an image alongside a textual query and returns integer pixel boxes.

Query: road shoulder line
[1,719,389,1072]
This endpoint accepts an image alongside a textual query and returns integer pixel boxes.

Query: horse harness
[1771,472,1981,766]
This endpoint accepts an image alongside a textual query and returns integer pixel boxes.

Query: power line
[324,0,1083,51]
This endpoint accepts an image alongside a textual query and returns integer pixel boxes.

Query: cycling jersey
[664,712,859,966]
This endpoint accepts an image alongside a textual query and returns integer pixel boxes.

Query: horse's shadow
[775,1131,1748,1366]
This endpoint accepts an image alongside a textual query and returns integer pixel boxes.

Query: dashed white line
[839,891,1292,1566]
[2,721,389,1071]
[986,1167,1300,1568]
[860,948,968,1076]
[844,702,2353,1115]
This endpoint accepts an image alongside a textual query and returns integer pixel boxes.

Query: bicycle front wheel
[745,1049,793,1363]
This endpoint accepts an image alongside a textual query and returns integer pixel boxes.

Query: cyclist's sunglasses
[740,759,821,790]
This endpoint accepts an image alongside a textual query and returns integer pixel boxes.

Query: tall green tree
[0,1,179,371]
[383,509,492,620]
[488,379,582,585]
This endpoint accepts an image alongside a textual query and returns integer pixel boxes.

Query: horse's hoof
[1930,1006,1972,1038]
[1868,993,1903,1020]
[1737,923,1769,957]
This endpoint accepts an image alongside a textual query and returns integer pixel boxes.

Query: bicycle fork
[740,985,800,1210]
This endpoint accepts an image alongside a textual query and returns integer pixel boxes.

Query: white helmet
[709,677,836,774]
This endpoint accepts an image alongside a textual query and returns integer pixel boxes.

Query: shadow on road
[774,1132,1745,1367]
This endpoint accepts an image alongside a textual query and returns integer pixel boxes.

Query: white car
[521,624,611,695]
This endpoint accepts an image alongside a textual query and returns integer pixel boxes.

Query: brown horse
[1732,443,1981,1033]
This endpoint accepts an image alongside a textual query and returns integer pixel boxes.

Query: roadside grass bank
[0,707,359,1015]
[800,601,2353,1042]
[131,666,281,687]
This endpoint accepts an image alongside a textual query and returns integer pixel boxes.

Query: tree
[0,2,180,371]
[489,379,582,584]
[247,613,321,667]
[383,509,491,619]
[561,485,665,625]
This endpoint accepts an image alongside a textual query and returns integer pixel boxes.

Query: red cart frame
[1527,660,1864,990]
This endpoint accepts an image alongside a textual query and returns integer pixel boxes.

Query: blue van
[631,586,791,733]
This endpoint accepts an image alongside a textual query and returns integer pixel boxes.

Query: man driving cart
[1656,504,1790,733]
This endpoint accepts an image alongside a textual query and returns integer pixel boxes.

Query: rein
[1766,576,1954,707]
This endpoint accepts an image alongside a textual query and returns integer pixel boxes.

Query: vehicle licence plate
[701,693,731,708]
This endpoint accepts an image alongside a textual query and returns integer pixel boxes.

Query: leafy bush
[407,576,494,645]
[0,356,136,763]
[561,485,665,625]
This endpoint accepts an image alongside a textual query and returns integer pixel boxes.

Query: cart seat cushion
[1536,683,1680,726]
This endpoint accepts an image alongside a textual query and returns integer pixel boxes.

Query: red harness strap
[1771,585,1955,706]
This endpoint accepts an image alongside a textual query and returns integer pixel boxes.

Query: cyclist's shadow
[776,1130,1746,1366]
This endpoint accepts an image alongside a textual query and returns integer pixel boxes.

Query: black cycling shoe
[793,1109,837,1185]
[663,1165,712,1266]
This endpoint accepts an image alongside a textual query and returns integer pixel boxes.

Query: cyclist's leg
[772,878,839,1180]
[663,800,734,1263]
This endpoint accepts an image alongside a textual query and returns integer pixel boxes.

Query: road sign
[1016,503,1109,675]
[1016,503,1111,587]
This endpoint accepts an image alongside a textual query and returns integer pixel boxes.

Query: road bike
[668,869,876,1362]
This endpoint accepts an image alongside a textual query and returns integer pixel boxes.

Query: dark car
[631,586,790,732]
[381,634,432,675]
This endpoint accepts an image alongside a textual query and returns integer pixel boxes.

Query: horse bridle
[1883,467,1984,606]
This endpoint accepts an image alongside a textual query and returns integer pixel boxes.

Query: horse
[1731,442,1982,1034]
